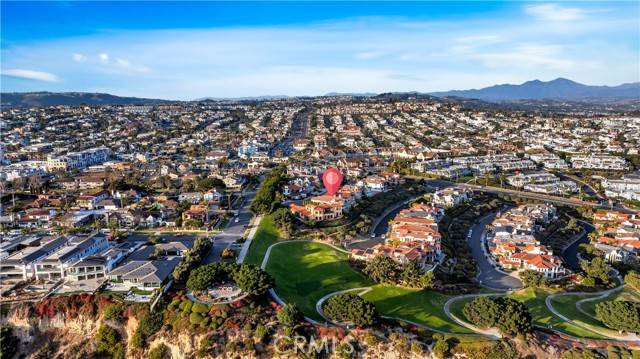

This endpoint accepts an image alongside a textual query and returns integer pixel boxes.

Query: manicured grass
[265,241,372,321]
[361,285,475,334]
[507,288,607,339]
[550,294,620,337]
[265,241,474,333]
[446,288,608,339]
[244,215,279,266]
[580,287,640,318]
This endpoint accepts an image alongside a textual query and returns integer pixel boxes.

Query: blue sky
[1,1,638,100]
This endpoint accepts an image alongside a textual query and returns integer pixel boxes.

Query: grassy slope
[580,287,640,318]
[446,288,608,339]
[265,241,372,321]
[244,215,279,266]
[265,241,473,333]
[361,285,474,334]
[550,294,621,337]
[508,288,607,339]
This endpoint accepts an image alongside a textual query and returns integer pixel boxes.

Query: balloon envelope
[322,167,343,195]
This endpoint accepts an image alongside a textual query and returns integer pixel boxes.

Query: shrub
[95,325,125,359]
[191,303,209,314]
[190,312,205,325]
[432,338,450,359]
[182,301,193,313]
[131,310,164,348]
[277,304,302,327]
[149,343,169,359]
[102,303,124,321]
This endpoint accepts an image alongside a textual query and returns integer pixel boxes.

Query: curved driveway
[468,212,523,290]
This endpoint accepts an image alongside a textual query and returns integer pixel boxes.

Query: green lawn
[265,241,372,321]
[549,294,621,337]
[507,288,607,339]
[264,241,474,333]
[361,285,475,334]
[579,287,640,318]
[244,215,279,266]
[445,288,608,339]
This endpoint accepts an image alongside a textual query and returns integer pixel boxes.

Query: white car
[234,218,239,223]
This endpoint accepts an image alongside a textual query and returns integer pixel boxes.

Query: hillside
[1,92,173,108]
[430,78,640,102]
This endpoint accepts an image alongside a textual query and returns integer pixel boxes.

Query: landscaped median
[262,240,476,334]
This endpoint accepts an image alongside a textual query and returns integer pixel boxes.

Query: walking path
[236,215,263,263]
[545,285,639,342]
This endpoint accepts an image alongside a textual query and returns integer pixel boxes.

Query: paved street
[468,212,523,290]
[203,188,258,264]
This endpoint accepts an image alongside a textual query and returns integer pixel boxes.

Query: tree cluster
[519,270,548,288]
[581,257,611,287]
[322,292,377,327]
[251,166,287,214]
[271,207,295,238]
[186,262,274,296]
[172,237,212,283]
[362,257,435,289]
[595,300,640,334]
[463,296,532,336]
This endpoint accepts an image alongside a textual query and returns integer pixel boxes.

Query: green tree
[271,207,295,237]
[494,297,533,336]
[582,257,610,284]
[231,264,274,296]
[363,256,399,284]
[251,166,287,214]
[595,301,640,333]
[322,293,377,327]
[519,270,548,288]
[400,261,435,289]
[463,296,501,328]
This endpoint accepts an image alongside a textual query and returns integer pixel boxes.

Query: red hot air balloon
[322,167,343,196]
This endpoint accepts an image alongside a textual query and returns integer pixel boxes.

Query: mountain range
[1,78,638,107]
[0,91,172,108]
[429,78,640,102]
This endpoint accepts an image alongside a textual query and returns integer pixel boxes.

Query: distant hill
[429,78,640,102]
[0,92,173,108]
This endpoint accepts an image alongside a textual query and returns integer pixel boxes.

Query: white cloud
[525,4,586,22]
[99,53,109,63]
[1,68,59,82]
[115,57,150,73]
[0,7,636,98]
[72,53,87,62]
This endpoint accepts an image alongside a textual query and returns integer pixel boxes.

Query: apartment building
[570,155,628,171]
